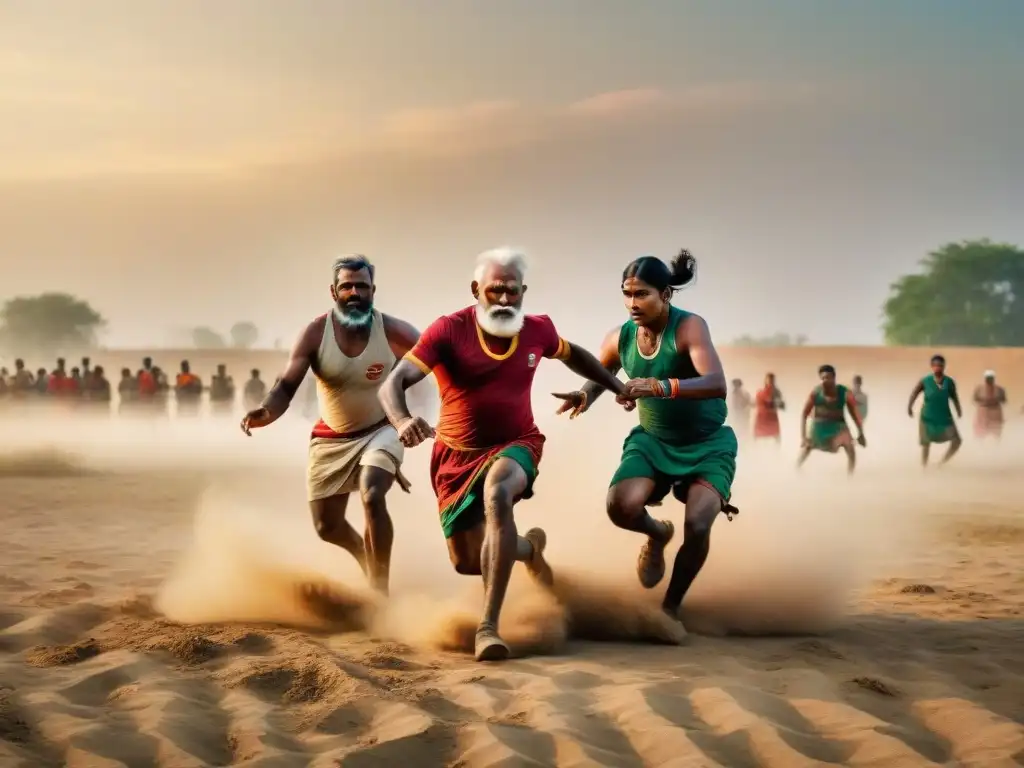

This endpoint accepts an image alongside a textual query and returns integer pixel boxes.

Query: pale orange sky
[1,0,1022,351]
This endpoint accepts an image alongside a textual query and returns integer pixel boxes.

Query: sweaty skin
[240,265,420,594]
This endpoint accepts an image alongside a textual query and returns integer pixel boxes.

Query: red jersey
[137,369,157,396]
[405,306,570,450]
[753,386,782,438]
[47,373,77,396]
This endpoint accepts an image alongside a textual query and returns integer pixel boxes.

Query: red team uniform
[753,386,782,440]
[404,306,571,538]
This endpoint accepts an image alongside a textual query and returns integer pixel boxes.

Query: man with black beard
[240,255,421,595]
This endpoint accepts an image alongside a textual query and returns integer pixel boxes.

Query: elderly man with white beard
[240,255,421,596]
[378,246,633,662]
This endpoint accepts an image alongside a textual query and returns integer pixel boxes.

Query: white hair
[474,247,528,284]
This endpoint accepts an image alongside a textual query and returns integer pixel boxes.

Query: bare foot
[637,520,675,589]
[523,528,554,588]
[474,624,510,662]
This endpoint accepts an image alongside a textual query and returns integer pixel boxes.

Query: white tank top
[313,310,394,434]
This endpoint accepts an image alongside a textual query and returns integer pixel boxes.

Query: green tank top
[813,385,848,423]
[921,375,955,427]
[618,306,727,444]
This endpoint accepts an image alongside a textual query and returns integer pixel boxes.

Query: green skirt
[919,419,960,446]
[809,420,852,452]
[610,425,737,505]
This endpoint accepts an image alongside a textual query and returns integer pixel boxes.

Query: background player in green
[796,365,866,474]
[907,354,963,466]
[553,249,738,624]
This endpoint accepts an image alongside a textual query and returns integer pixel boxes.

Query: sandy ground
[1,378,1023,767]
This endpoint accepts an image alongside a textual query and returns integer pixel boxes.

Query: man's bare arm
[258,321,319,424]
[907,380,924,415]
[379,359,428,427]
[382,315,421,360]
[562,341,627,395]
[572,328,623,410]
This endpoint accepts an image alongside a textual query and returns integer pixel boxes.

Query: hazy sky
[1,0,1022,350]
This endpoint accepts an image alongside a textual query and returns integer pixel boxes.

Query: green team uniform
[919,375,959,445]
[610,306,737,506]
[808,385,853,452]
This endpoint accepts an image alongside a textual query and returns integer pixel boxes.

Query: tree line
[2,239,1022,356]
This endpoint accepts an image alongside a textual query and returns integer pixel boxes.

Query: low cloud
[0,76,820,179]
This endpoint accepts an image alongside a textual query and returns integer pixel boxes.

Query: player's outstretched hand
[614,391,637,411]
[552,391,587,419]
[857,433,867,448]
[397,416,435,447]
[240,407,271,436]
[622,377,661,398]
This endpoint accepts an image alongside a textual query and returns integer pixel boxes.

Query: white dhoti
[306,423,409,502]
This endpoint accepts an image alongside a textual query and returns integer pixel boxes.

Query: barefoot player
[554,250,739,624]
[241,255,420,594]
[908,354,963,466]
[378,247,630,662]
[796,365,866,475]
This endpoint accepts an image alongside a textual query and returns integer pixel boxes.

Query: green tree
[731,332,808,347]
[229,321,259,349]
[0,293,105,357]
[883,239,1024,346]
[192,326,227,349]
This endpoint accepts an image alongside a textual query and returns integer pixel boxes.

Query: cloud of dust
[5,368,1021,657]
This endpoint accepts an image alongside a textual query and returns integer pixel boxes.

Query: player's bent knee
[482,481,515,521]
[606,493,643,528]
[359,482,388,512]
[683,495,721,537]
[684,516,714,538]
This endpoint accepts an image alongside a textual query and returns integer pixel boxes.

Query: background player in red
[753,372,786,443]
[378,247,632,662]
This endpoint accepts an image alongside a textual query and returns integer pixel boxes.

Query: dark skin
[240,266,420,594]
[554,274,729,617]
[797,370,866,475]
[378,263,631,651]
[908,359,962,466]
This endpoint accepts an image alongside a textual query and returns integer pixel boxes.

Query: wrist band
[660,379,672,398]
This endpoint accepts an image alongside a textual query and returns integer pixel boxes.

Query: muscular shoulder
[382,313,420,344]
[296,314,328,355]
[675,311,710,345]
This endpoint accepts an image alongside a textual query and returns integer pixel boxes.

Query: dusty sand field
[1,346,1022,767]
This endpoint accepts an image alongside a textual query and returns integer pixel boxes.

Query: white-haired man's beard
[476,303,525,338]
[334,299,374,330]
